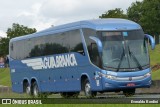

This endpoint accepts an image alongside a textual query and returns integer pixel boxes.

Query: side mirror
[89,36,102,53]
[145,34,155,50]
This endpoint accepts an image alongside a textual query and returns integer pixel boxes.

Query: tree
[127,1,143,24]
[127,0,160,43]
[7,23,36,39]
[140,0,160,35]
[99,8,127,19]
[0,23,36,56]
[0,38,9,56]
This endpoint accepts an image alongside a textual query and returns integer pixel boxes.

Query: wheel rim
[26,86,30,94]
[33,85,38,97]
[85,82,91,97]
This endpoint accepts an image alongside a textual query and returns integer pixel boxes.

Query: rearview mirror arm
[145,34,155,50]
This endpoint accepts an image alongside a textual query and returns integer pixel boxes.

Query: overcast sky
[0,0,142,37]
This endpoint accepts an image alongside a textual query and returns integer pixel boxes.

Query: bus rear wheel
[31,82,48,98]
[84,79,97,98]
[32,82,39,98]
[23,82,30,95]
[26,85,30,95]
[123,89,135,97]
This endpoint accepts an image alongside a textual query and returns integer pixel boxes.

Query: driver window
[90,42,100,67]
[83,28,101,67]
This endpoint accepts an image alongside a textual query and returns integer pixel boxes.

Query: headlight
[106,75,116,79]
[144,72,151,77]
[100,73,116,80]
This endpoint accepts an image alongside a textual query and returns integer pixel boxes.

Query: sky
[0,0,142,37]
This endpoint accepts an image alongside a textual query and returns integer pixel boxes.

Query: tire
[60,92,79,98]
[123,89,135,97]
[26,85,31,95]
[31,82,48,98]
[84,79,97,98]
[24,82,30,95]
[32,82,40,98]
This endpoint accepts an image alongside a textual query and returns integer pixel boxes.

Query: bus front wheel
[123,89,135,97]
[84,79,97,98]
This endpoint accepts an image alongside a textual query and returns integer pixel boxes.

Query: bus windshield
[98,30,149,72]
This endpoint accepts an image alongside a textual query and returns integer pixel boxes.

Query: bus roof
[10,18,142,42]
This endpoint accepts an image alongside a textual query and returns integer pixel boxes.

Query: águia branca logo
[22,54,77,70]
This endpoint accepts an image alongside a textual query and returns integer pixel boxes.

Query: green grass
[0,68,11,86]
[150,44,160,80]
[150,44,160,66]
[152,70,160,80]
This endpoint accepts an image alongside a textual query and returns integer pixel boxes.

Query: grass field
[150,44,160,80]
[150,44,160,66]
[0,68,11,86]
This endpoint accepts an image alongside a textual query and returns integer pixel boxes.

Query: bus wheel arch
[23,79,30,94]
[81,75,88,91]
[81,75,97,98]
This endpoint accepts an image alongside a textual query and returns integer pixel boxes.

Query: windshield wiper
[117,47,125,72]
[128,46,143,70]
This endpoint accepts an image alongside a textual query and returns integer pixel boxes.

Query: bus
[9,19,155,98]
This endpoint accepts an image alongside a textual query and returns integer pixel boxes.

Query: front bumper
[101,69,152,91]
[101,75,151,91]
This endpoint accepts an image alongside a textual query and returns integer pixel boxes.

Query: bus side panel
[38,53,103,93]
[80,65,103,91]
[10,53,103,93]
[10,61,23,93]
[38,53,89,92]
[10,60,40,93]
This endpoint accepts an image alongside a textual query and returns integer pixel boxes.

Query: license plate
[127,83,135,87]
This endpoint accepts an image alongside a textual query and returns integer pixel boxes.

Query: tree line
[0,24,36,56]
[99,0,160,43]
[0,0,160,56]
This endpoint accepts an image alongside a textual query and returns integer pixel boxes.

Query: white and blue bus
[9,19,155,98]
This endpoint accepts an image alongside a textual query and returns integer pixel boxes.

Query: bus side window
[10,43,14,59]
[68,30,85,55]
[11,43,13,51]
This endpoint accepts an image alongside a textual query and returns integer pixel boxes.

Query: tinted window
[29,33,69,57]
[68,30,84,54]
[10,29,84,59]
